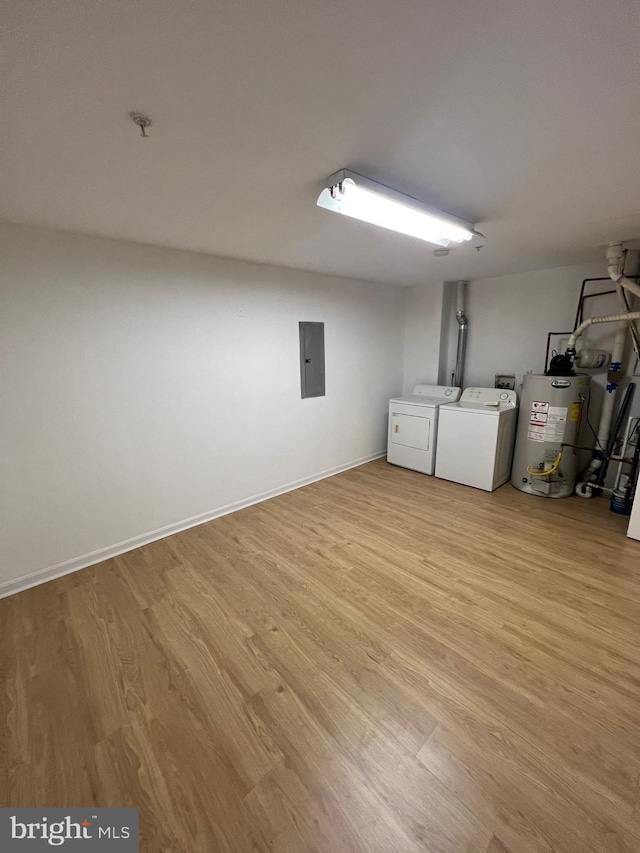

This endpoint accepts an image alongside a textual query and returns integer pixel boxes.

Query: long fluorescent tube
[317,170,480,247]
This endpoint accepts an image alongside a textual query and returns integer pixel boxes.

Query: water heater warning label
[527,404,567,442]
[530,411,548,424]
[531,401,549,413]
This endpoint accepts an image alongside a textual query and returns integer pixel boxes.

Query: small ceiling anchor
[129,112,152,138]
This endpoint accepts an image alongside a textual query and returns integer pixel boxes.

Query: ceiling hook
[129,112,152,138]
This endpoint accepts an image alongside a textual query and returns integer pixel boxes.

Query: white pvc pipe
[574,242,637,497]
[617,282,640,358]
[602,243,640,445]
[609,242,640,358]
[609,271,640,299]
[568,311,640,348]
[575,323,626,497]
[596,324,627,447]
[607,242,640,299]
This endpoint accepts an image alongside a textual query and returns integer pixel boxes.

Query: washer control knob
[499,391,509,400]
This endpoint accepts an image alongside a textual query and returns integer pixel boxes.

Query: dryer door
[391,413,431,450]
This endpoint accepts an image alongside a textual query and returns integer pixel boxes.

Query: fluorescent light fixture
[317,170,480,247]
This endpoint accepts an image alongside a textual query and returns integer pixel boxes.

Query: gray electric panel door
[299,322,325,398]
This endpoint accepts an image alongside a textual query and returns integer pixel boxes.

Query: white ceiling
[2,0,640,286]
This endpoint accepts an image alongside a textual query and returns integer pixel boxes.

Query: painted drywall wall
[402,282,445,393]
[1,223,404,594]
[455,263,622,388]
[431,264,639,466]
[403,260,640,437]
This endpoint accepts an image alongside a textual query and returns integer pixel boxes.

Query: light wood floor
[2,460,640,852]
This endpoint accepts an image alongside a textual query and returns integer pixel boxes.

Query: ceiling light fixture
[317,170,481,247]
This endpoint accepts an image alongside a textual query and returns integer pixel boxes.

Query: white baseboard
[0,452,385,600]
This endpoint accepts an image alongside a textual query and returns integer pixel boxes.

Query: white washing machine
[387,385,461,475]
[435,387,519,491]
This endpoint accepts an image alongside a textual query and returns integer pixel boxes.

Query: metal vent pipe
[453,280,468,388]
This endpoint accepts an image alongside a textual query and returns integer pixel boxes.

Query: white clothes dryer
[387,385,461,475]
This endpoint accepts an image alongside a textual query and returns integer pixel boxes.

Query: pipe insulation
[568,311,640,348]
[453,280,468,388]
[609,243,640,358]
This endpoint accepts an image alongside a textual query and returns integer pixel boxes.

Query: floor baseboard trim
[0,452,385,600]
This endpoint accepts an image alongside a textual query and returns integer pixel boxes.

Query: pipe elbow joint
[575,481,594,499]
[607,242,624,263]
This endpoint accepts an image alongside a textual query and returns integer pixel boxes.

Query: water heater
[511,373,591,498]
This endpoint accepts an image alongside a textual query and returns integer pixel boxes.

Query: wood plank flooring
[2,459,640,852]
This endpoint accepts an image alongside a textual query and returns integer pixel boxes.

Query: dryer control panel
[412,385,461,401]
[460,387,518,406]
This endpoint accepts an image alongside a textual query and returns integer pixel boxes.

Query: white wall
[402,264,630,394]
[458,264,640,422]
[401,266,626,395]
[402,282,445,393]
[0,224,404,595]
[403,260,640,444]
[459,263,618,388]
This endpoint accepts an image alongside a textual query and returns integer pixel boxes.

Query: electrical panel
[299,322,325,398]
